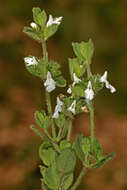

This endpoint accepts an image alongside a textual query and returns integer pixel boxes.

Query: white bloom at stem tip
[30,22,37,28]
[72,73,81,87]
[44,71,56,93]
[46,15,63,27]
[24,56,38,66]
[100,71,116,93]
[52,97,64,118]
[67,100,76,115]
[85,81,94,101]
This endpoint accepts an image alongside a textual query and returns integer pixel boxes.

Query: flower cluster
[30,14,62,30]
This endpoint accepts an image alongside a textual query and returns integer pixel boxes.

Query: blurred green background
[0,0,127,190]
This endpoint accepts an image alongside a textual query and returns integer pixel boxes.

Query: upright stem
[42,41,56,139]
[86,63,95,145]
[70,167,88,190]
[67,120,72,142]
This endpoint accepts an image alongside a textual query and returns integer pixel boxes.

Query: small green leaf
[69,58,85,78]
[81,137,91,157]
[25,58,46,78]
[60,140,71,151]
[80,39,94,62]
[72,134,85,162]
[43,164,60,190]
[47,61,61,78]
[72,39,94,62]
[55,113,66,128]
[33,8,47,27]
[35,110,52,130]
[72,86,84,97]
[56,148,76,173]
[39,145,57,166]
[30,125,48,141]
[60,173,73,190]
[44,25,58,41]
[72,43,84,62]
[92,138,103,160]
[92,152,115,169]
[55,76,66,87]
[23,26,42,42]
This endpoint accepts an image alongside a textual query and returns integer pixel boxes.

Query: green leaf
[44,25,58,41]
[56,148,76,173]
[72,39,94,62]
[69,58,85,78]
[55,76,66,87]
[34,110,52,130]
[39,145,57,166]
[23,26,42,42]
[81,39,94,62]
[60,140,71,151]
[25,58,46,79]
[47,61,61,78]
[30,125,48,141]
[43,164,60,190]
[92,139,103,160]
[55,113,66,128]
[33,8,47,27]
[72,43,85,62]
[72,134,85,162]
[72,86,84,97]
[60,173,73,190]
[92,152,115,169]
[81,137,91,157]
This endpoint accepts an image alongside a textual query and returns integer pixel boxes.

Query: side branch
[70,167,88,190]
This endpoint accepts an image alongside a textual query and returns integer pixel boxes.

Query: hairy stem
[42,41,56,139]
[70,167,88,190]
[67,120,72,142]
[86,63,95,145]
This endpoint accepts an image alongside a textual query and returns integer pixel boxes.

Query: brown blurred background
[0,0,127,190]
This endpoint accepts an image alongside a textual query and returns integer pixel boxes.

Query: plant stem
[67,120,72,142]
[42,41,56,139]
[70,167,88,190]
[57,128,63,141]
[86,63,95,145]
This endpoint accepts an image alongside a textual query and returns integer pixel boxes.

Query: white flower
[100,71,116,93]
[30,22,37,28]
[46,15,63,27]
[52,97,64,118]
[67,87,72,94]
[67,73,81,94]
[72,73,81,87]
[85,81,94,101]
[44,71,56,93]
[24,56,38,66]
[67,100,76,114]
[100,71,107,83]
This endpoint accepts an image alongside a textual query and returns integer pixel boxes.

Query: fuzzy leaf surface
[56,148,76,173]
